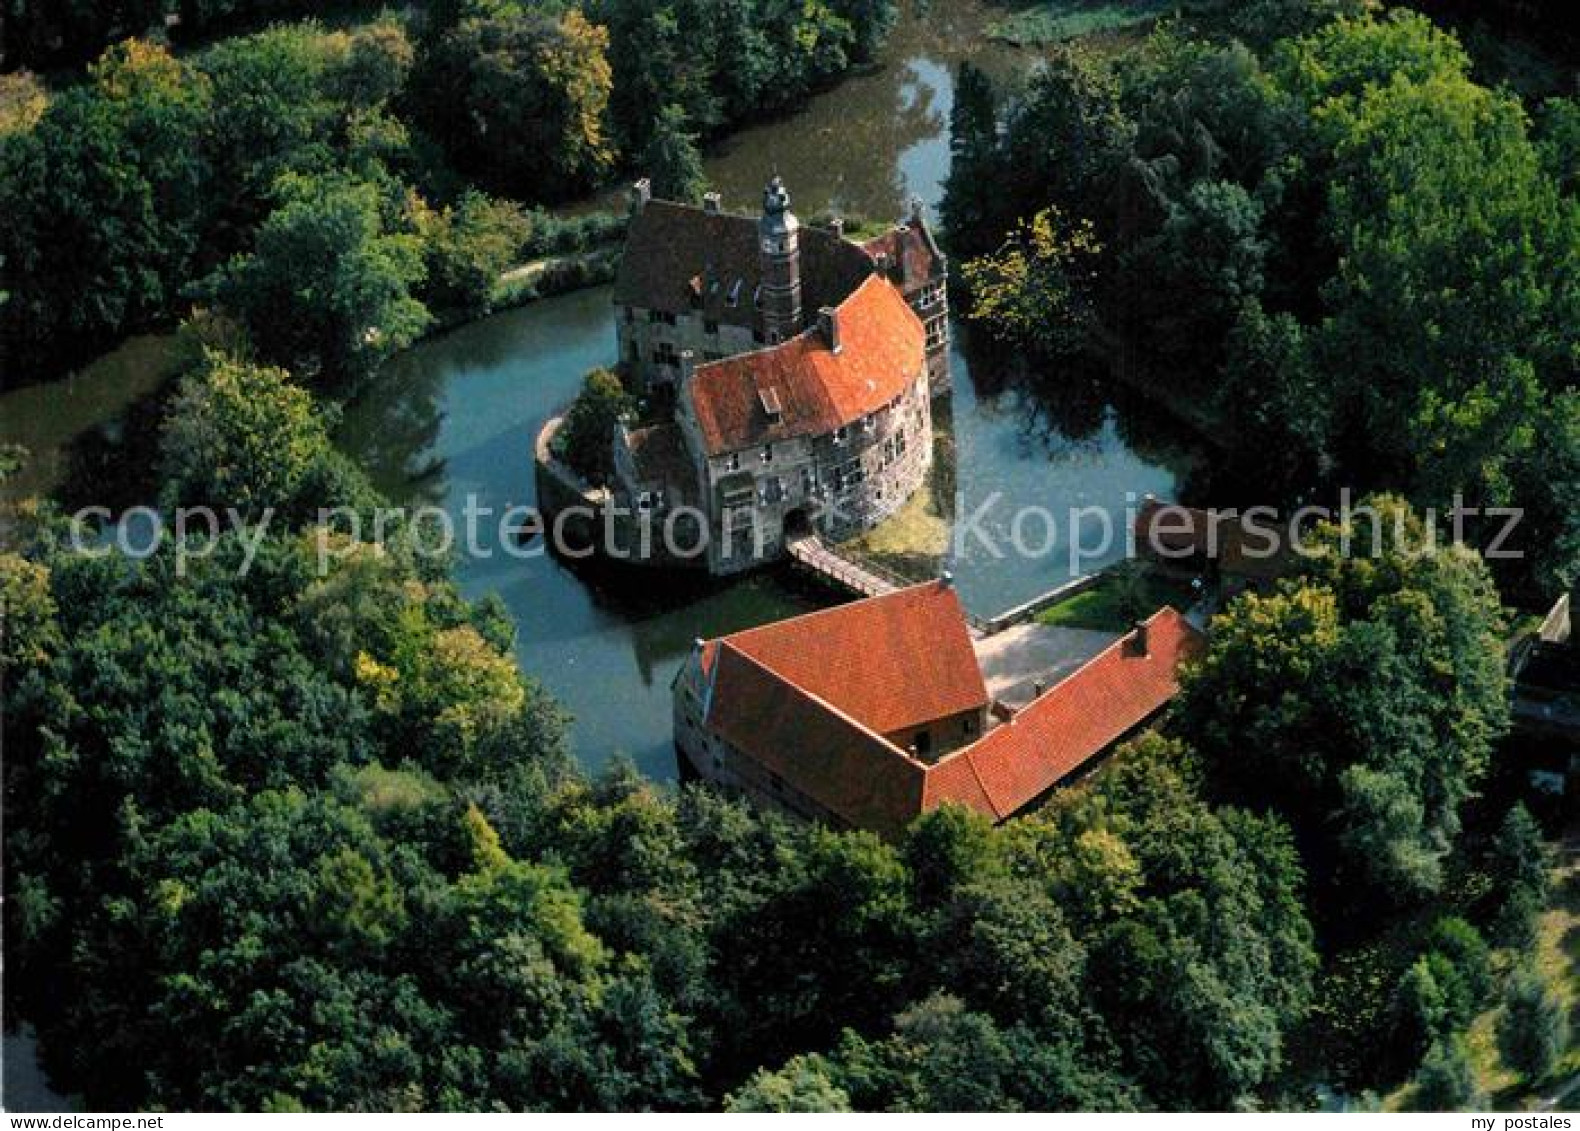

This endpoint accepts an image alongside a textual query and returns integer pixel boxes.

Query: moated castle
[598,175,950,575]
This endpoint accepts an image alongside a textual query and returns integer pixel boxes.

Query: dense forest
[2,0,1576,1114]
[945,1,1580,606]
[0,0,896,379]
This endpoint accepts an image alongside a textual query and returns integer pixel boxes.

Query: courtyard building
[673,580,1205,838]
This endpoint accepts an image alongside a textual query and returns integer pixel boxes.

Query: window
[895,429,907,455]
[647,309,677,326]
[704,319,719,335]
[964,716,978,737]
[724,453,741,472]
[862,413,877,433]
[801,467,817,494]
[760,444,773,465]
[752,329,766,345]
[832,425,848,445]
[914,730,932,758]
[624,306,635,323]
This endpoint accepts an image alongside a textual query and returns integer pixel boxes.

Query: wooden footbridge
[785,533,906,599]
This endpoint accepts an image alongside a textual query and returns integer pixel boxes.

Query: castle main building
[606,176,950,575]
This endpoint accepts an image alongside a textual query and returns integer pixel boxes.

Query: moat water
[0,0,1200,778]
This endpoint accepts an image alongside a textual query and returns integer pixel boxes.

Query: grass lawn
[985,0,1215,46]
[843,479,952,581]
[1035,567,1199,632]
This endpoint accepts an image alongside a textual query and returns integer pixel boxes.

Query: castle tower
[758,176,803,344]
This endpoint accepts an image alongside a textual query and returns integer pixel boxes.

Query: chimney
[910,195,925,224]
[1033,681,1046,698]
[702,191,722,214]
[875,251,891,278]
[630,177,652,215]
[1132,618,1150,657]
[818,306,841,353]
[679,348,696,383]
[829,216,845,239]
[940,570,954,589]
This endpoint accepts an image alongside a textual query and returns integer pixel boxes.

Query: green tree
[1488,804,1550,947]
[962,207,1103,356]
[0,40,211,374]
[1409,1038,1482,1112]
[205,173,430,393]
[1227,0,1373,48]
[160,350,373,521]
[726,1055,851,1112]
[1178,498,1508,906]
[643,103,707,204]
[194,25,344,246]
[1297,16,1580,531]
[0,553,61,672]
[940,61,1002,256]
[418,190,531,318]
[556,368,635,486]
[1121,178,1266,368]
[999,47,1133,240]
[1392,956,1453,1062]
[1497,968,1567,1083]
[1212,301,1326,504]
[416,3,615,201]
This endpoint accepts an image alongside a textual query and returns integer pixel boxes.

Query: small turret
[757,175,803,343]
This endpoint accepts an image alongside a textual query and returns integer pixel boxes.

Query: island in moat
[536,174,949,575]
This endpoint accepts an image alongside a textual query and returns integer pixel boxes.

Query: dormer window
[833,425,849,445]
[758,387,783,423]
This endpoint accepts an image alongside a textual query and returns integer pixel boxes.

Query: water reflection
[0,335,181,506]
[4,0,1204,778]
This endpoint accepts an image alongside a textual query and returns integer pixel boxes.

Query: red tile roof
[695,588,1204,837]
[705,644,925,839]
[926,608,1205,820]
[686,275,926,455]
[706,580,987,738]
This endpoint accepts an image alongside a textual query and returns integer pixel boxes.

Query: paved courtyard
[974,621,1121,708]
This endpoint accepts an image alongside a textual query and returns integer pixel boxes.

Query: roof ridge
[715,641,919,763]
[722,578,950,648]
[956,745,1003,820]
[943,605,1194,758]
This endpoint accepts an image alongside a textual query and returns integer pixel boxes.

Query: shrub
[1497,968,1567,1083]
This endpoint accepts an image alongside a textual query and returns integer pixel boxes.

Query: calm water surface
[1,1,1194,776]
